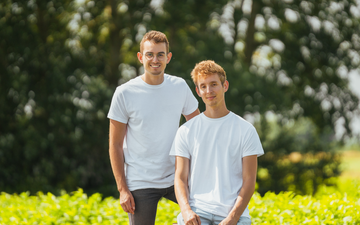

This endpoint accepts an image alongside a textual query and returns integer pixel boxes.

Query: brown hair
[140,31,169,53]
[191,60,227,86]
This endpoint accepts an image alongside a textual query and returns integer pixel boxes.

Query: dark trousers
[128,185,178,225]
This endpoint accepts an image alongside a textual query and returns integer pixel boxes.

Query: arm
[220,155,258,225]
[184,109,200,121]
[109,119,135,214]
[174,156,201,225]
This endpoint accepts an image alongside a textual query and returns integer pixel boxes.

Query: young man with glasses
[171,60,264,225]
[107,31,200,224]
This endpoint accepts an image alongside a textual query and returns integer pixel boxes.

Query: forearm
[108,120,135,213]
[174,176,192,212]
[175,175,201,224]
[109,143,128,192]
[227,178,256,221]
[184,109,200,121]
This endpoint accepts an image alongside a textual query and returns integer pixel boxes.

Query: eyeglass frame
[141,51,168,61]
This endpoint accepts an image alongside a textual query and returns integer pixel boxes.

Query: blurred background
[1,0,360,197]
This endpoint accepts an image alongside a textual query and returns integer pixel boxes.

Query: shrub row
[1,180,359,224]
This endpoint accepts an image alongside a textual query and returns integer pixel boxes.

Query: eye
[145,53,153,58]
[158,53,165,57]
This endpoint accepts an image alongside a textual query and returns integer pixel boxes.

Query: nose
[152,55,160,62]
[206,86,212,94]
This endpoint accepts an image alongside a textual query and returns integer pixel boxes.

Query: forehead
[142,40,167,53]
[197,73,221,85]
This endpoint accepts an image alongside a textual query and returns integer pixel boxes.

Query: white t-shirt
[170,112,264,218]
[107,74,198,191]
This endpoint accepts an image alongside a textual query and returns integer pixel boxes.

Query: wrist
[118,184,129,193]
[227,211,241,222]
[180,204,193,215]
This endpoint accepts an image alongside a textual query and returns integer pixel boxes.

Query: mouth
[206,96,216,100]
[151,65,161,68]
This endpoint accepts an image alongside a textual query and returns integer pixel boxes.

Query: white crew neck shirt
[170,112,264,218]
[108,74,198,191]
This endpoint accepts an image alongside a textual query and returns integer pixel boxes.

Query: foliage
[0,189,178,225]
[0,0,116,196]
[250,188,360,224]
[1,0,360,196]
[1,180,359,224]
[256,117,341,195]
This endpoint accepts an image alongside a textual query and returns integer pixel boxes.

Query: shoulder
[178,114,201,131]
[179,113,202,132]
[230,112,257,131]
[115,76,142,93]
[165,74,188,86]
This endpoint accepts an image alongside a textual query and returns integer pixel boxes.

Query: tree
[0,0,115,195]
[201,0,360,194]
[1,0,359,196]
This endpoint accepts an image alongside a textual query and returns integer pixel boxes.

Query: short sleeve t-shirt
[170,112,264,218]
[108,74,198,191]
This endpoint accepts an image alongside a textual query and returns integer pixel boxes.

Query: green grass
[339,149,360,179]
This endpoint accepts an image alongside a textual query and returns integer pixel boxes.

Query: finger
[190,218,198,225]
[119,199,126,212]
[120,199,131,213]
[196,215,201,225]
[129,195,135,214]
[121,202,129,213]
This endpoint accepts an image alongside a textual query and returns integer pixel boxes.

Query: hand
[119,189,135,214]
[182,209,201,225]
[219,216,238,225]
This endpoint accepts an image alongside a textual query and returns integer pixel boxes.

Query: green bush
[250,180,360,224]
[0,189,179,225]
[256,117,341,196]
[1,180,359,224]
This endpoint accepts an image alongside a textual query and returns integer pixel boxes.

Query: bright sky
[348,70,360,137]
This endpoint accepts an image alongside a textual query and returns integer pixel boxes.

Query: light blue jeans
[177,207,251,225]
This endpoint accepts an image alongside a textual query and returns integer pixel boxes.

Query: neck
[203,105,230,118]
[141,72,165,85]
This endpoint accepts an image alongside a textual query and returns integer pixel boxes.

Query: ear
[137,52,143,63]
[224,80,229,92]
[196,86,201,97]
[166,52,172,64]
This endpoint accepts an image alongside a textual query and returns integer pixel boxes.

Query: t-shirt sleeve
[107,87,129,124]
[169,126,190,159]
[242,126,264,158]
[182,83,198,116]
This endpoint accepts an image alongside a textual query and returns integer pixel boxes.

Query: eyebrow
[145,51,166,54]
[199,81,218,86]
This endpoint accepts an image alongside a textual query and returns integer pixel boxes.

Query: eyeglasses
[143,52,166,61]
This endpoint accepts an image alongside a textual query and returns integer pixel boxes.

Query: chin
[151,72,162,76]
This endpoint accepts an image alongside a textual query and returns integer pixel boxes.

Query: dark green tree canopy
[1,0,359,196]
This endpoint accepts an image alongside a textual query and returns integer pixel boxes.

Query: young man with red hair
[171,60,264,225]
[108,31,199,224]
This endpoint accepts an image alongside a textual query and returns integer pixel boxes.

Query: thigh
[192,207,213,225]
[128,188,163,225]
[213,215,251,225]
[237,217,251,225]
[163,185,178,203]
[177,209,212,225]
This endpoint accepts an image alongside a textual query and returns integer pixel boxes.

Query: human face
[196,74,229,109]
[137,40,172,76]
